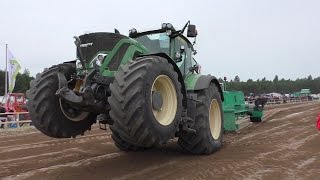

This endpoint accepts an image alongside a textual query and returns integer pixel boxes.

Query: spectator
[0,105,6,128]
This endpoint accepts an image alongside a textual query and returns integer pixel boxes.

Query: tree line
[0,70,319,97]
[0,69,34,96]
[220,75,320,96]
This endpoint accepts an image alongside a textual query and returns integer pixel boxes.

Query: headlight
[92,53,107,67]
[97,55,104,62]
[96,59,101,66]
[76,61,82,69]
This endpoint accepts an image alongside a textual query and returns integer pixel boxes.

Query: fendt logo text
[80,43,93,47]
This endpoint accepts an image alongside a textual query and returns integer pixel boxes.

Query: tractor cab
[129,21,200,76]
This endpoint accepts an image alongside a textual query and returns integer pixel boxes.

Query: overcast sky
[0,0,319,81]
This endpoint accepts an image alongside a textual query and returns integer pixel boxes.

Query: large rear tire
[178,83,224,154]
[26,63,96,138]
[108,56,183,148]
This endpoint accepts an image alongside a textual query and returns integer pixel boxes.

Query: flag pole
[5,44,8,99]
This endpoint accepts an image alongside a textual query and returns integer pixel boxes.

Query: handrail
[0,111,31,129]
[0,112,29,115]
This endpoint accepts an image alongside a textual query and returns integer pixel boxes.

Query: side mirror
[187,24,197,37]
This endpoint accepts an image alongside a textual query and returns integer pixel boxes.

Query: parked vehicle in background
[317,113,320,130]
[2,93,28,112]
[310,94,320,100]
[0,93,30,128]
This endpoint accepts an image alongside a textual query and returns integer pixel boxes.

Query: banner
[7,49,21,93]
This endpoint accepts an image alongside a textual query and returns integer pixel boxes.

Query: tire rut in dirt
[178,84,224,154]
[26,63,96,138]
[108,56,183,149]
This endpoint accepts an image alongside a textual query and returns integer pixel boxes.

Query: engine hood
[77,32,128,62]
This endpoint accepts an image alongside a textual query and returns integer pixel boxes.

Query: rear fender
[185,74,224,101]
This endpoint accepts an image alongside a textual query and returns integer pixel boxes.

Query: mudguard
[187,74,224,101]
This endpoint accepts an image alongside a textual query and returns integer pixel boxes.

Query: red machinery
[2,93,28,113]
[317,113,320,130]
[0,93,29,127]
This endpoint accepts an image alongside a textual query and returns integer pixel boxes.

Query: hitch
[55,68,106,113]
[178,110,196,135]
[97,113,113,130]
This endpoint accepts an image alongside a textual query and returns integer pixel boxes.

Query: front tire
[108,56,183,148]
[178,83,224,154]
[26,63,96,138]
[111,129,146,151]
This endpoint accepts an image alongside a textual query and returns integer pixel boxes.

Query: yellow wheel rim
[73,79,84,92]
[151,75,177,126]
[209,99,222,139]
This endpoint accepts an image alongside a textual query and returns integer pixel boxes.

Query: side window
[185,47,192,74]
[191,58,197,67]
[174,37,192,75]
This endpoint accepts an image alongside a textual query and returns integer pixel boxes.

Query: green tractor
[27,21,224,154]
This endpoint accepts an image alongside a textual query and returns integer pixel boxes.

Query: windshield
[134,33,170,55]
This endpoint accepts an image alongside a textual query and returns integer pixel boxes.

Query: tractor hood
[77,32,128,63]
[75,32,148,76]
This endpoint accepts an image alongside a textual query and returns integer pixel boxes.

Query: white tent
[267,92,283,98]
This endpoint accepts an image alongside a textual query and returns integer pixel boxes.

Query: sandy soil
[0,101,319,180]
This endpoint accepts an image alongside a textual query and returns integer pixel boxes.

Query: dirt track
[1,101,320,180]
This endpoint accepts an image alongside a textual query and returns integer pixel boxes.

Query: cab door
[172,36,193,76]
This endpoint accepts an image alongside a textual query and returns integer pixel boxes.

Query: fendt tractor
[28,21,244,155]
